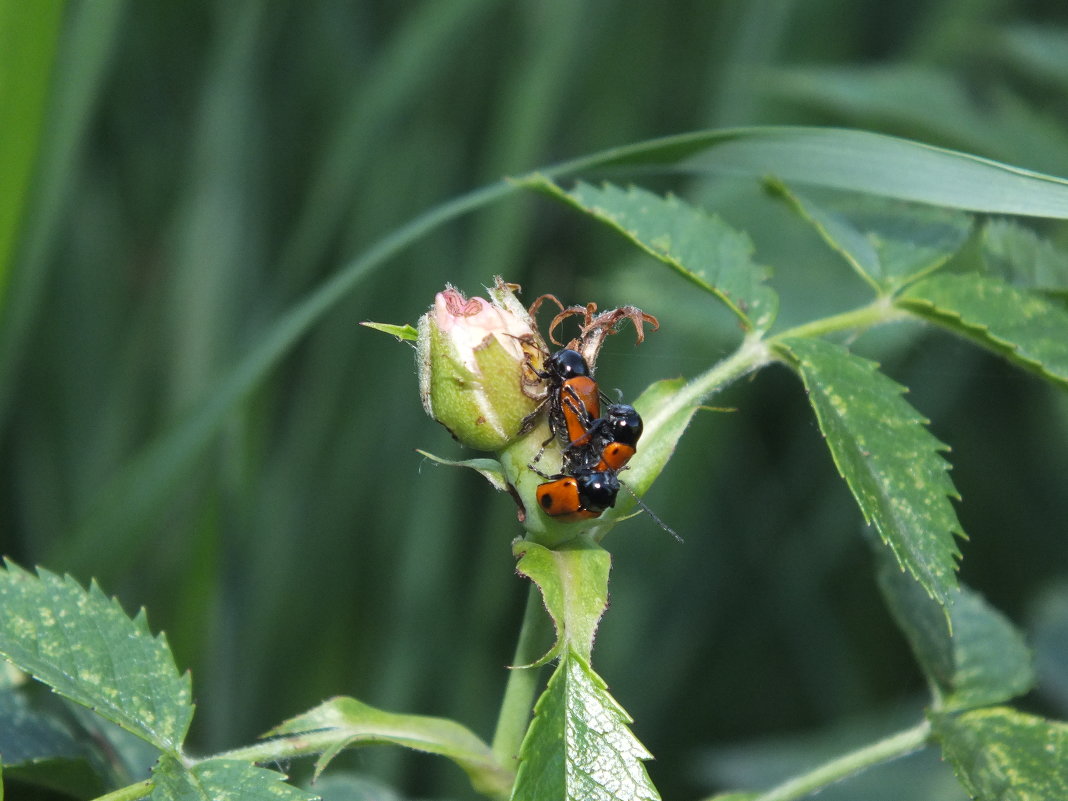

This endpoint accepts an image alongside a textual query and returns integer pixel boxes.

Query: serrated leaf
[0,561,193,754]
[513,538,611,665]
[774,338,962,608]
[512,648,659,801]
[415,449,509,493]
[359,321,418,341]
[898,273,1068,388]
[932,707,1068,801]
[522,176,777,331]
[151,756,316,801]
[769,181,972,292]
[877,556,1033,711]
[268,696,512,797]
[980,219,1068,294]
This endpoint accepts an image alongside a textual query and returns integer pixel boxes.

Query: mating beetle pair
[530,347,643,521]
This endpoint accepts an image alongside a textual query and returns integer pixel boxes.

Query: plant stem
[771,295,907,343]
[750,719,932,801]
[90,779,153,801]
[667,332,774,413]
[490,582,554,768]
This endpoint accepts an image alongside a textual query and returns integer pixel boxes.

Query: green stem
[750,720,932,801]
[90,779,153,801]
[771,295,907,343]
[490,582,554,768]
[666,332,774,414]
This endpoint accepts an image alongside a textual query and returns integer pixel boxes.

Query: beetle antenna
[621,481,682,543]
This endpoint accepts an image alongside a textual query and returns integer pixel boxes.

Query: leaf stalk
[746,719,932,801]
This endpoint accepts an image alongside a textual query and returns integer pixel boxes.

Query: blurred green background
[3,1,1068,798]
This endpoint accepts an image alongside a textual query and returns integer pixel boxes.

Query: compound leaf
[523,177,777,331]
[898,273,1068,389]
[769,180,972,293]
[513,538,611,665]
[933,707,1068,801]
[774,338,962,609]
[512,648,659,801]
[877,556,1033,711]
[151,756,314,801]
[0,561,193,754]
[268,696,512,798]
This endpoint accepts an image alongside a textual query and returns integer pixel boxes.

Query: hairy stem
[752,719,932,801]
[771,295,908,343]
[490,582,554,768]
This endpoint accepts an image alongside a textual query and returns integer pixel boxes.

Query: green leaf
[760,64,1068,174]
[0,686,105,797]
[268,696,512,798]
[65,700,162,787]
[569,127,1068,218]
[980,219,1068,294]
[933,707,1068,801]
[512,647,659,801]
[61,126,1068,584]
[774,337,962,608]
[1030,583,1068,712]
[0,561,193,754]
[415,449,509,493]
[151,756,315,801]
[0,686,85,767]
[0,0,64,306]
[877,556,1033,711]
[898,273,1068,389]
[522,176,777,331]
[513,538,611,665]
[359,321,418,341]
[768,181,972,293]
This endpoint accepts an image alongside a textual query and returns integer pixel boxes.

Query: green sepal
[416,449,509,493]
[359,321,418,341]
[512,538,611,665]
